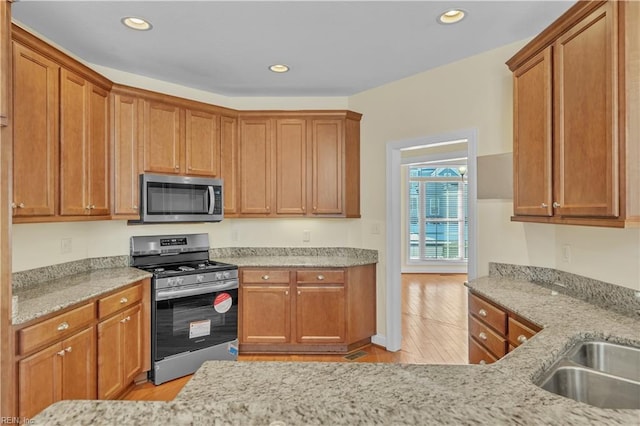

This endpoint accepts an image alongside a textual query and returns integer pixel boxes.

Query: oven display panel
[160,237,187,246]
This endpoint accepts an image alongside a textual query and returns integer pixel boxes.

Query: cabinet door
[143,101,182,174]
[275,119,306,215]
[220,115,238,215]
[18,343,62,418]
[295,285,346,343]
[240,285,290,343]
[185,108,219,176]
[87,84,110,215]
[61,327,96,400]
[122,304,143,385]
[311,119,343,215]
[112,93,141,216]
[239,118,272,214]
[59,69,88,216]
[12,42,58,217]
[97,313,124,400]
[513,47,553,217]
[554,2,618,217]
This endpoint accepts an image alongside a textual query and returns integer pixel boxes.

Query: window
[408,166,468,262]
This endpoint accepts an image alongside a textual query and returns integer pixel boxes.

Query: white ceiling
[12,1,575,97]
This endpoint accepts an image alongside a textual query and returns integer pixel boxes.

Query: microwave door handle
[208,186,215,214]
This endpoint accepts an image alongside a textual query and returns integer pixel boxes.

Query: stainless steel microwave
[136,174,223,223]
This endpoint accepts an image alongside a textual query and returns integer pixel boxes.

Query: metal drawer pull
[553,202,561,208]
[65,346,72,353]
[285,290,289,296]
[57,350,66,357]
[262,275,270,280]
[317,275,325,281]
[479,360,486,365]
[120,316,131,323]
[541,203,548,208]
[297,290,301,295]
[120,297,128,304]
[517,335,527,344]
[18,203,25,208]
[57,322,69,331]
[478,309,487,317]
[478,332,487,341]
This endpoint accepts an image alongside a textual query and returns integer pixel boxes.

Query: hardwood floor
[123,273,468,401]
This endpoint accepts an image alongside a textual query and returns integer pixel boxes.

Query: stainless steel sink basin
[539,365,640,409]
[567,341,640,382]
[536,340,640,409]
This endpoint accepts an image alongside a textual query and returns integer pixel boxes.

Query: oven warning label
[213,292,232,313]
[189,320,211,339]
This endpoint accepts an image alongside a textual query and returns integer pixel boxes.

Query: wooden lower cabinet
[97,304,143,399]
[18,327,95,418]
[467,291,541,364]
[239,265,375,353]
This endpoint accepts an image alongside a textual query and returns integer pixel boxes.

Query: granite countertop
[32,274,640,425]
[12,267,151,325]
[210,247,379,268]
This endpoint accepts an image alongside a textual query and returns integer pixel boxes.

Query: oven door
[153,281,238,361]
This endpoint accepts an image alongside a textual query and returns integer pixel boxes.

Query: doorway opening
[385,129,477,352]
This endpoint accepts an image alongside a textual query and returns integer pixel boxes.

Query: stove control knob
[196,275,204,283]
[176,277,184,286]
[223,271,230,279]
[168,278,176,287]
[216,272,223,280]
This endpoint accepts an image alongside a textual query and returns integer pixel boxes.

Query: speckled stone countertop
[32,273,640,425]
[210,247,378,268]
[12,267,151,325]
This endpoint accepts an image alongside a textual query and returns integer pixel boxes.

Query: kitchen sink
[536,340,640,409]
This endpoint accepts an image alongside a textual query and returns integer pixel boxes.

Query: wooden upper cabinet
[508,0,640,227]
[142,100,182,174]
[112,92,141,216]
[220,115,238,215]
[311,119,343,215]
[59,69,88,216]
[513,47,553,217]
[553,2,618,218]
[87,85,110,215]
[12,41,59,217]
[185,108,220,177]
[239,118,272,214]
[275,119,306,215]
[60,69,110,216]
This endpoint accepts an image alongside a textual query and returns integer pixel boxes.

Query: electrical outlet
[303,230,311,242]
[61,238,72,254]
[562,244,571,263]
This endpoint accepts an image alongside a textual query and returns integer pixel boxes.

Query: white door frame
[384,129,478,352]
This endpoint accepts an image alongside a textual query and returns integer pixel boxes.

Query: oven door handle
[156,281,238,301]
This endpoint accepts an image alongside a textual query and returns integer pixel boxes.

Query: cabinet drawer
[18,303,95,355]
[508,316,539,348]
[242,269,290,284]
[296,270,344,284]
[468,315,507,358]
[98,283,143,319]
[468,293,507,334]
[468,336,498,365]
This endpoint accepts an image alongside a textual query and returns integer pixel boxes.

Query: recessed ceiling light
[121,16,153,31]
[269,64,290,73]
[438,9,466,25]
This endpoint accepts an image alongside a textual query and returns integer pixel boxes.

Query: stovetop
[140,260,237,278]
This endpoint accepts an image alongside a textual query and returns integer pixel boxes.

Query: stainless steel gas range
[130,233,238,385]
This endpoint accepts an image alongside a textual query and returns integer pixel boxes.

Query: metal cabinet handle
[120,297,128,304]
[317,275,325,281]
[57,322,69,331]
[517,335,527,344]
[478,332,487,341]
[90,205,96,209]
[85,205,91,210]
[57,350,66,357]
[479,360,487,365]
[132,205,138,209]
[120,316,131,323]
[175,165,180,169]
[11,202,15,208]
[297,290,301,295]
[478,309,487,317]
[64,346,72,353]
[553,202,561,208]
[18,203,25,208]
[541,203,548,208]
[285,290,289,296]
[262,275,270,280]
[302,206,306,212]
